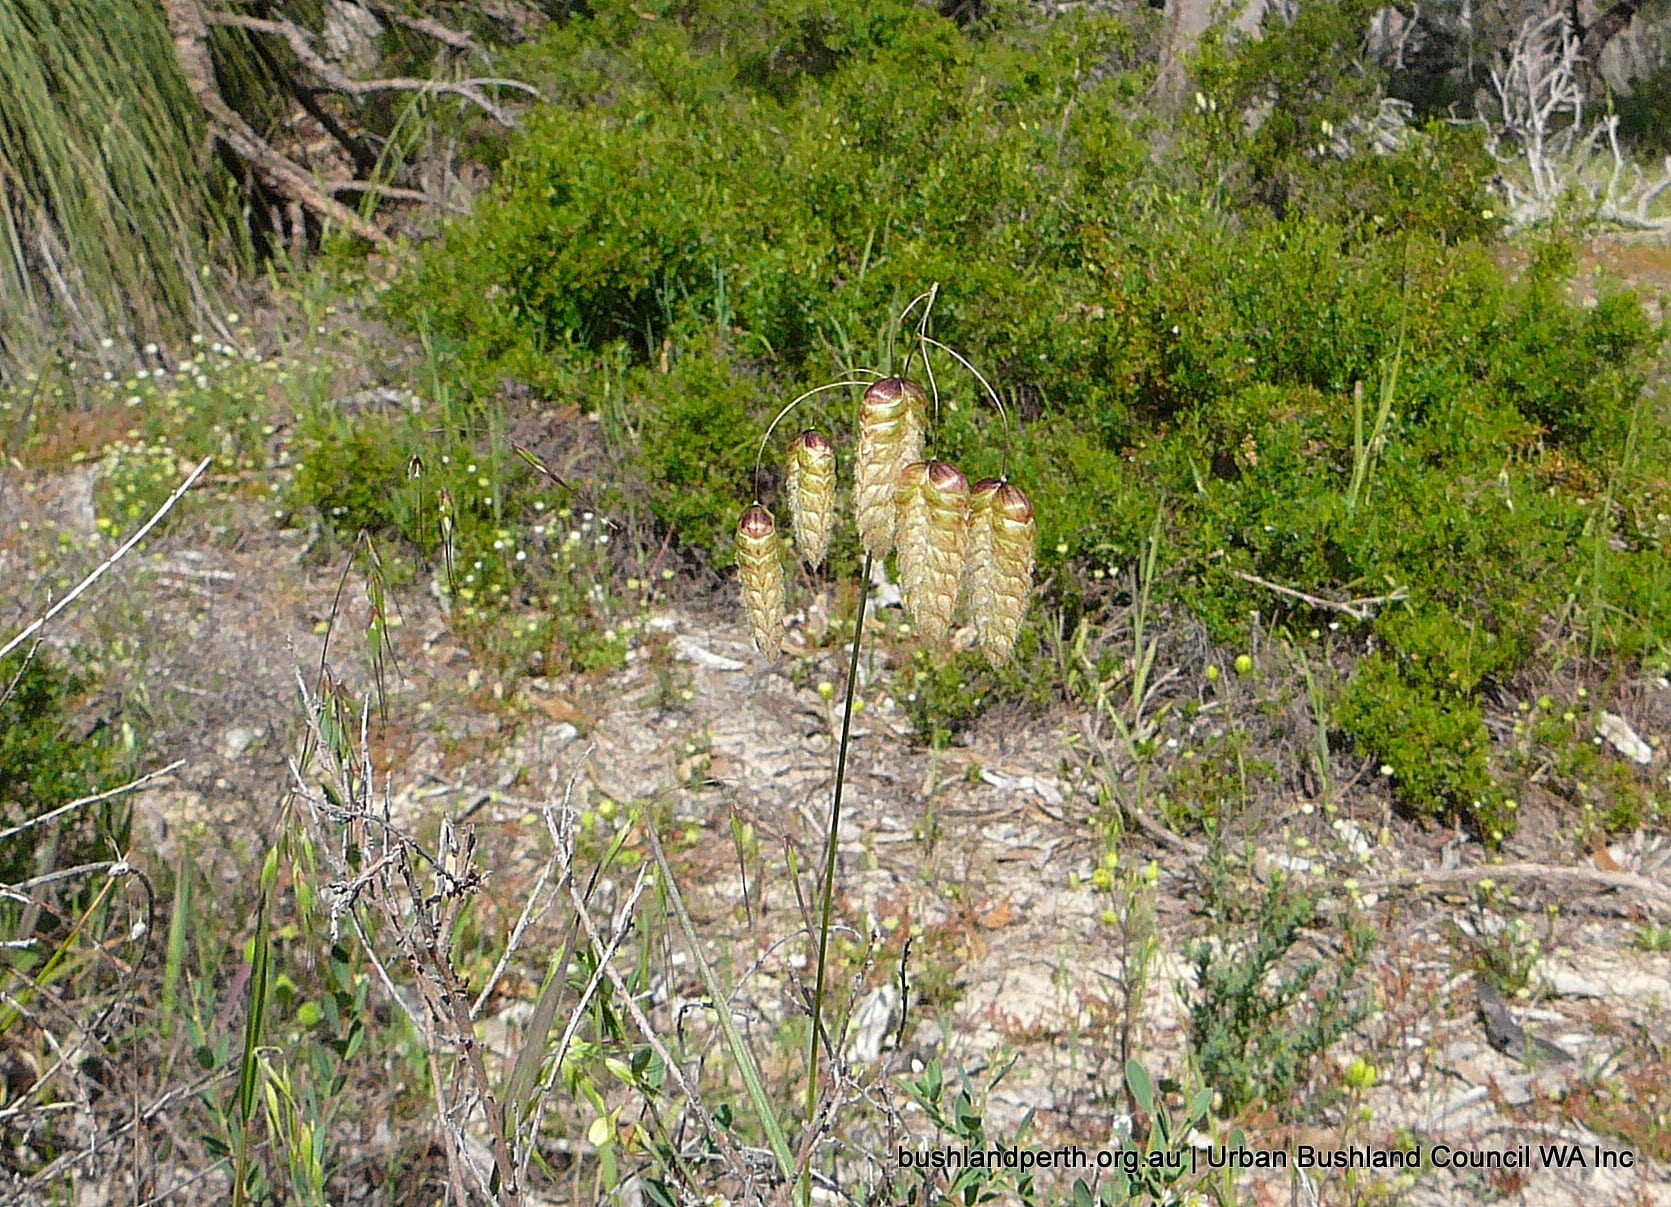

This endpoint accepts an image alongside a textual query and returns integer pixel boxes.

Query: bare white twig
[1229,570,1408,621]
[0,456,212,663]
[1365,861,1671,908]
[1482,9,1671,230]
[0,760,185,843]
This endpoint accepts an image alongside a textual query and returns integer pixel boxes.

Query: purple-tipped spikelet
[965,479,1035,664]
[786,429,836,569]
[896,459,969,642]
[736,504,785,658]
[855,377,927,558]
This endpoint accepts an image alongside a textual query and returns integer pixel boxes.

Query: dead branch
[0,759,185,844]
[1364,861,1671,909]
[1078,716,1209,859]
[161,0,390,246]
[202,12,535,128]
[359,0,477,50]
[0,456,212,663]
[1482,6,1671,231]
[328,180,473,215]
[1230,570,1409,621]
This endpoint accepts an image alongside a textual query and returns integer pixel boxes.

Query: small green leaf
[1125,1058,1154,1114]
[1190,1088,1213,1123]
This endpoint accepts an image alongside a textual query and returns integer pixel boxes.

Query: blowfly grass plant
[735,288,1035,1197]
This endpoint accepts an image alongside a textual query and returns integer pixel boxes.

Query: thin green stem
[752,380,875,497]
[918,334,1011,472]
[807,555,872,1126]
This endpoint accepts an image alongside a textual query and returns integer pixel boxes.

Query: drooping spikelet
[786,429,836,569]
[964,479,1035,664]
[892,460,931,610]
[854,377,927,558]
[736,504,785,658]
[895,459,969,642]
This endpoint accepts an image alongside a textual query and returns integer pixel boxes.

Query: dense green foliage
[358,0,1671,837]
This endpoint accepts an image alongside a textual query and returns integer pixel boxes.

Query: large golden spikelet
[854,377,926,558]
[786,429,836,568]
[966,479,1035,664]
[736,504,785,657]
[895,459,969,642]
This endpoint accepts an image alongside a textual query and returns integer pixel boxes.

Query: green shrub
[290,414,418,544]
[0,650,125,890]
[288,404,641,677]
[1156,729,1275,837]
[1187,863,1375,1116]
[635,357,761,559]
[897,648,999,748]
[360,0,1670,836]
[1336,653,1506,835]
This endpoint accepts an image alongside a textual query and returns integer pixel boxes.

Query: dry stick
[1078,717,1207,859]
[1228,569,1409,622]
[504,756,593,1133]
[1363,862,1671,908]
[391,844,503,1205]
[1,863,154,1131]
[329,181,472,215]
[0,456,212,664]
[424,831,522,1207]
[532,865,651,1141]
[16,1068,239,1198]
[0,760,185,844]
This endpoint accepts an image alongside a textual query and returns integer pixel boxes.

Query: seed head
[736,504,785,658]
[896,459,968,642]
[855,377,927,558]
[965,479,1034,664]
[786,429,836,569]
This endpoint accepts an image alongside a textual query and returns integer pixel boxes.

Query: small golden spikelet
[786,429,836,569]
[896,459,968,642]
[966,479,1035,664]
[854,377,927,558]
[736,504,785,658]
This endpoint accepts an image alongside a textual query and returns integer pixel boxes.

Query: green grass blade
[232,847,277,1207]
[160,848,194,1038]
[644,823,796,1185]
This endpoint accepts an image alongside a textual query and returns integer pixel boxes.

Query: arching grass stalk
[806,553,872,1126]
[753,380,878,497]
